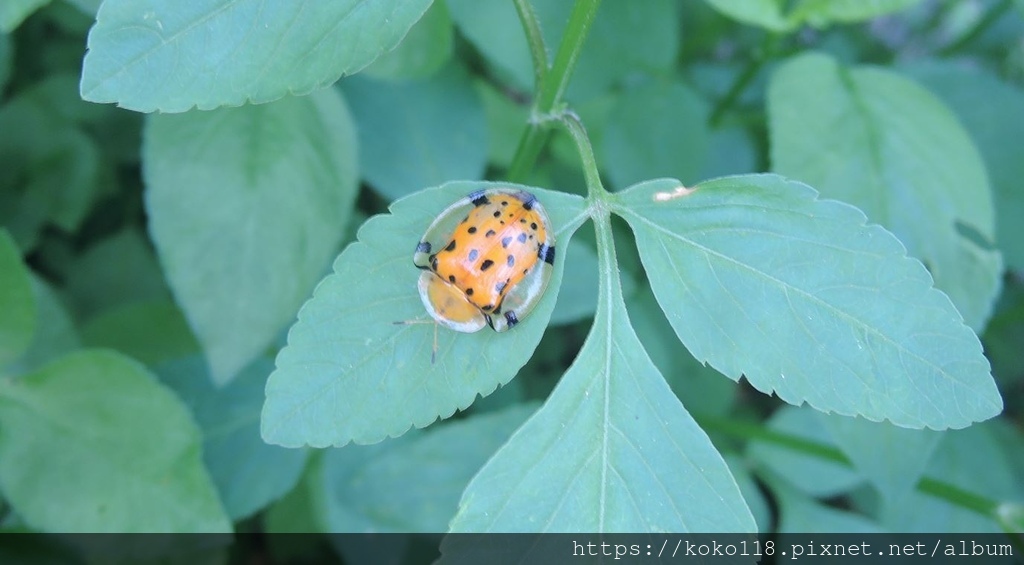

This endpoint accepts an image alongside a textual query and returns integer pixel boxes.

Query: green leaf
[748,406,864,498]
[0,230,35,368]
[475,79,529,170]
[80,0,434,112]
[158,356,308,521]
[363,0,452,81]
[343,64,486,201]
[820,414,942,503]
[448,223,754,533]
[81,301,199,367]
[881,422,1023,532]
[702,0,924,31]
[0,33,11,91]
[901,60,1024,272]
[769,52,1001,331]
[602,79,710,190]
[445,0,534,90]
[261,182,587,448]
[4,276,78,376]
[0,350,230,532]
[767,476,885,533]
[701,0,793,32]
[617,176,1001,430]
[0,0,48,32]
[144,88,358,384]
[983,283,1024,387]
[65,228,170,319]
[320,405,533,532]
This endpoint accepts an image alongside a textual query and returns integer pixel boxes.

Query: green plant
[0,0,1022,547]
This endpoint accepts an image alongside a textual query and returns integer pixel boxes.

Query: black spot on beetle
[416,241,431,254]
[466,288,474,296]
[468,249,479,261]
[501,200,509,206]
[445,241,456,252]
[493,210,501,218]
[486,229,496,237]
[505,311,519,327]
[517,233,527,244]
[481,259,494,271]
[507,255,515,267]
[501,236,513,248]
[448,275,456,283]
[530,222,538,230]
[519,192,536,210]
[469,191,489,206]
[496,280,508,293]
[482,304,494,311]
[539,243,555,264]
[468,226,477,234]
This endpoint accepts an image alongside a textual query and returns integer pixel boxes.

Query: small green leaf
[0,230,35,368]
[701,0,793,32]
[81,301,199,367]
[65,228,170,319]
[618,176,1001,430]
[881,422,1023,532]
[820,414,942,503]
[445,0,533,90]
[0,33,12,92]
[602,79,710,190]
[363,0,453,81]
[158,356,308,521]
[748,406,864,498]
[144,88,358,384]
[475,80,529,170]
[80,0,434,112]
[703,0,924,31]
[448,224,754,532]
[767,475,885,533]
[983,283,1024,387]
[320,405,534,532]
[769,52,1001,331]
[261,182,587,448]
[0,0,48,32]
[4,276,78,376]
[902,60,1024,272]
[0,350,230,532]
[343,64,486,201]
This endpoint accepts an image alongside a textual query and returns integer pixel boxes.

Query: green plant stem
[939,0,1014,56]
[710,33,780,127]
[514,0,549,88]
[556,111,605,200]
[696,415,1016,533]
[507,0,602,183]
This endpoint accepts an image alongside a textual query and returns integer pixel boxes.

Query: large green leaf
[343,64,486,201]
[0,0,48,32]
[821,413,942,503]
[0,230,35,368]
[320,405,533,532]
[0,350,230,532]
[159,356,308,521]
[447,221,754,533]
[80,0,434,112]
[81,301,199,367]
[261,182,587,448]
[617,176,1001,430]
[769,52,1001,331]
[602,79,710,190]
[901,60,1024,272]
[144,88,358,384]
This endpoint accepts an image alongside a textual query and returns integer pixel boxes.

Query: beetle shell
[414,188,556,332]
